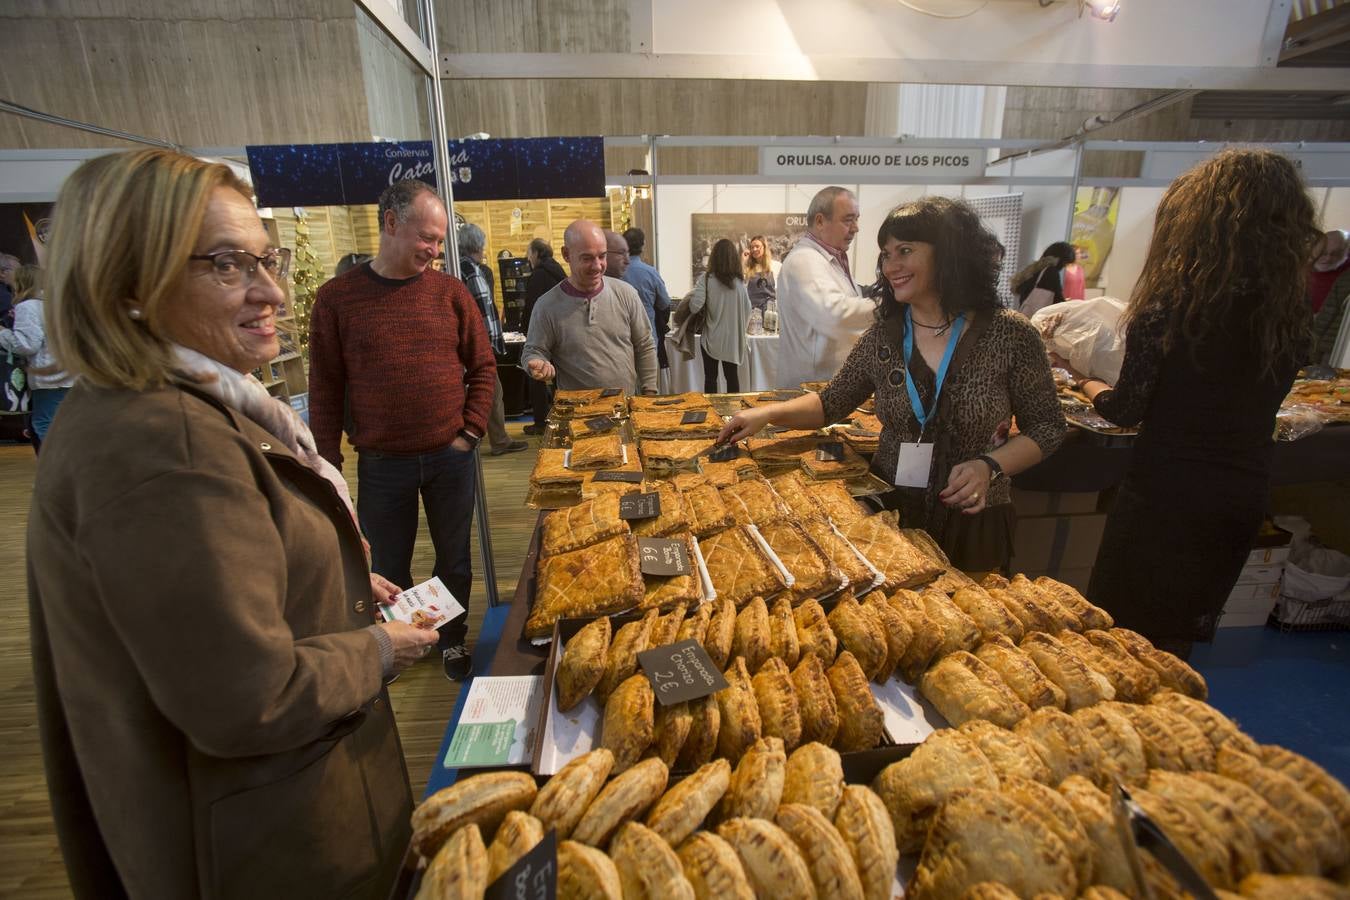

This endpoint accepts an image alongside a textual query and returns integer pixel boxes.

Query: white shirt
[775,236,874,388]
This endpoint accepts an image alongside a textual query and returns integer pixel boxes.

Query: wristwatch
[977,454,1004,482]
[458,429,482,449]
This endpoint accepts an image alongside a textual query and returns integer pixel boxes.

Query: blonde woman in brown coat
[29,150,437,899]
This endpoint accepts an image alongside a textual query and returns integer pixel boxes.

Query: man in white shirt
[776,186,875,387]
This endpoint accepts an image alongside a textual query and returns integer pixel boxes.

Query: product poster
[443,676,542,768]
[0,202,54,267]
[689,213,809,284]
[1071,187,1120,287]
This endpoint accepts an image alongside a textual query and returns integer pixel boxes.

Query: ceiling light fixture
[1078,0,1120,21]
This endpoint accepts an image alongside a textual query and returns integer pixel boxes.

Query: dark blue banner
[245,137,605,208]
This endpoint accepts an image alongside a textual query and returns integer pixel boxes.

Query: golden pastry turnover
[758,522,844,603]
[526,534,644,638]
[630,482,693,538]
[638,533,705,611]
[638,438,715,471]
[682,483,736,537]
[531,448,584,487]
[699,525,789,607]
[798,442,869,480]
[745,430,824,463]
[768,470,827,521]
[805,480,865,526]
[840,516,943,592]
[718,478,792,527]
[540,493,630,558]
[567,432,626,471]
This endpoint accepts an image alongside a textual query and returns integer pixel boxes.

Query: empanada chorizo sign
[637,639,729,706]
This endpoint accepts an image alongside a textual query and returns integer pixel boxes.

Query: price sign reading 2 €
[636,639,729,706]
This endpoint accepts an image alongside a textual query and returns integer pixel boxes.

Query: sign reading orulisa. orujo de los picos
[760,146,985,179]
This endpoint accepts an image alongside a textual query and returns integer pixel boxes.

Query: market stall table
[661,332,780,394]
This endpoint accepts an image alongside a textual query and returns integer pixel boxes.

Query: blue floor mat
[1190,626,1350,784]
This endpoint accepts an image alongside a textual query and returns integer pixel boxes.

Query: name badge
[894,442,934,489]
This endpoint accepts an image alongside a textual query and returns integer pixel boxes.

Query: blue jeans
[31,387,69,443]
[357,442,476,646]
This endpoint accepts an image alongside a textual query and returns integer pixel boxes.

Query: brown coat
[28,382,413,900]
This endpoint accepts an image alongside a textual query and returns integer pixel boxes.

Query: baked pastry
[751,657,802,750]
[646,758,731,846]
[791,654,840,747]
[639,438,716,473]
[986,583,1059,635]
[827,651,885,752]
[766,596,801,669]
[1108,701,1214,772]
[742,390,806,406]
[1014,706,1110,787]
[1132,787,1237,890]
[774,804,866,900]
[630,391,711,412]
[715,656,763,761]
[578,469,649,501]
[641,537,704,612]
[676,599,713,646]
[600,674,655,773]
[957,719,1053,785]
[731,595,772,673]
[633,408,723,440]
[873,728,1001,852]
[1071,703,1149,786]
[540,494,630,558]
[973,633,1066,710]
[833,785,900,900]
[610,821,697,900]
[527,535,644,638]
[1236,874,1350,899]
[556,615,611,711]
[699,525,788,607]
[681,483,736,537]
[782,741,845,819]
[759,521,844,602]
[1189,771,1319,876]
[745,429,825,463]
[1035,575,1114,631]
[1216,744,1347,872]
[1001,776,1094,890]
[650,700,693,768]
[918,650,1031,729]
[1056,776,1143,896]
[557,840,623,900]
[716,817,815,900]
[1150,690,1259,756]
[568,432,626,470]
[807,480,866,525]
[827,593,889,681]
[768,470,828,521]
[571,757,669,847]
[886,590,944,683]
[720,735,787,820]
[1109,627,1208,699]
[719,478,792,527]
[837,412,882,454]
[1019,632,1115,711]
[908,789,1078,900]
[412,771,538,859]
[949,585,1025,642]
[630,483,694,538]
[919,588,984,657]
[594,609,656,703]
[529,748,614,841]
[798,441,869,480]
[676,832,755,900]
[675,694,721,771]
[552,387,606,407]
[1261,743,1350,846]
[791,598,837,665]
[531,448,585,489]
[647,600,687,648]
[702,595,736,670]
[862,590,912,680]
[1008,573,1083,631]
[417,822,487,900]
[841,516,944,591]
[1079,629,1162,701]
[486,811,545,885]
[698,455,761,488]
[800,517,875,591]
[1146,770,1262,883]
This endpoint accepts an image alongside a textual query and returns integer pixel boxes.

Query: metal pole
[1065,141,1085,241]
[418,0,500,608]
[0,99,181,150]
[649,134,660,272]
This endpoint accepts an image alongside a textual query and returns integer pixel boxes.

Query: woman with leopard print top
[720,198,1065,571]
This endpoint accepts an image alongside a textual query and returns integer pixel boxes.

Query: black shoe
[490,440,528,456]
[523,424,546,436]
[442,643,472,682]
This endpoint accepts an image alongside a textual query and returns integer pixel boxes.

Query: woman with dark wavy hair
[721,197,1065,570]
[1068,149,1319,655]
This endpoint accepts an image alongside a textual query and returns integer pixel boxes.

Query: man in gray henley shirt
[522,219,659,395]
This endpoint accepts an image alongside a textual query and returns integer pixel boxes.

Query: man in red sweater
[309,179,496,681]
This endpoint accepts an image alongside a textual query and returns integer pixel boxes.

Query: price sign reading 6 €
[636,537,690,576]
[637,639,729,706]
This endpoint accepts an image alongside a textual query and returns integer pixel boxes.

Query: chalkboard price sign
[619,491,661,521]
[637,538,691,576]
[637,639,729,706]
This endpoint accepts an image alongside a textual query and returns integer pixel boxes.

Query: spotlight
[1079,0,1120,21]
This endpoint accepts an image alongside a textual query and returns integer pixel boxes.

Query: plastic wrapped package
[1030,297,1128,385]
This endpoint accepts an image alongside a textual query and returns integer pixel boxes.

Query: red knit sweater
[308,264,496,467]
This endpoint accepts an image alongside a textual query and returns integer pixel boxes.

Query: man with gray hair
[457,222,526,456]
[0,252,18,318]
[309,178,497,681]
[775,186,873,387]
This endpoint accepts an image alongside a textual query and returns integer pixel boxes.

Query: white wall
[1099,187,1166,303]
[1319,187,1350,231]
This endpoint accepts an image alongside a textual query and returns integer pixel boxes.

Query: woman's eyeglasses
[188,248,292,287]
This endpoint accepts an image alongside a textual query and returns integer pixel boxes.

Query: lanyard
[902,306,965,434]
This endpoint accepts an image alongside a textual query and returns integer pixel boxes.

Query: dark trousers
[357,442,476,646]
[701,346,740,394]
[529,378,553,429]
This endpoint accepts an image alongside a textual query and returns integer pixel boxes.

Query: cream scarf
[171,345,358,526]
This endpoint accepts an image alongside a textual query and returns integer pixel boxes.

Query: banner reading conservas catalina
[761,146,984,180]
[246,137,605,208]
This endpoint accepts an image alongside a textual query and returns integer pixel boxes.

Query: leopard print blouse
[819,308,1065,534]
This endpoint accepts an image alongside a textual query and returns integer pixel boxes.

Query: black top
[523,257,567,331]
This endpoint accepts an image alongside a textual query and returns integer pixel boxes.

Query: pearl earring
[128,308,143,320]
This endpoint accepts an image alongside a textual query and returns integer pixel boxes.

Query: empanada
[1109,627,1208,699]
[1131,787,1237,889]
[827,650,884,752]
[957,719,1052,785]
[1056,776,1142,896]
[650,700,693,768]
[792,598,837,665]
[412,771,538,859]
[527,534,645,638]
[800,516,877,590]
[719,477,792,526]
[731,595,772,673]
[1002,776,1094,890]
[486,811,544,885]
[873,728,1001,852]
[720,735,786,820]
[571,757,669,847]
[950,584,1025,642]
[716,817,815,900]
[416,822,488,900]
[682,483,736,538]
[827,593,889,680]
[595,609,656,702]
[1014,706,1110,787]
[1146,770,1262,883]
[919,588,983,657]
[775,803,866,900]
[646,758,731,846]
[791,653,840,747]
[702,595,736,670]
[529,748,614,841]
[1190,771,1319,876]
[974,633,1066,710]
[647,603,687,648]
[1216,744,1346,872]
[1009,573,1082,631]
[541,492,629,557]
[862,590,912,681]
[1019,632,1115,711]
[557,839,622,900]
[886,590,943,683]
[610,821,696,900]
[767,596,801,669]
[600,674,655,773]
[556,615,611,712]
[701,525,789,607]
[833,785,901,900]
[986,583,1059,635]
[1082,629,1161,700]
[807,480,866,525]
[1071,703,1149,786]
[1261,743,1350,848]
[715,656,763,762]
[918,650,1030,729]
[1235,873,1350,899]
[840,515,944,591]
[769,470,828,521]
[759,520,844,602]
[1150,690,1258,756]
[782,741,845,819]
[1108,701,1214,772]
[677,600,713,647]
[1035,575,1114,631]
[677,832,755,900]
[675,693,721,770]
[751,657,802,750]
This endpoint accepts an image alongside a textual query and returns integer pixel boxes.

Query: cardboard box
[1245,545,1292,567]
[1235,563,1285,586]
[1012,514,1108,573]
[1011,488,1100,517]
